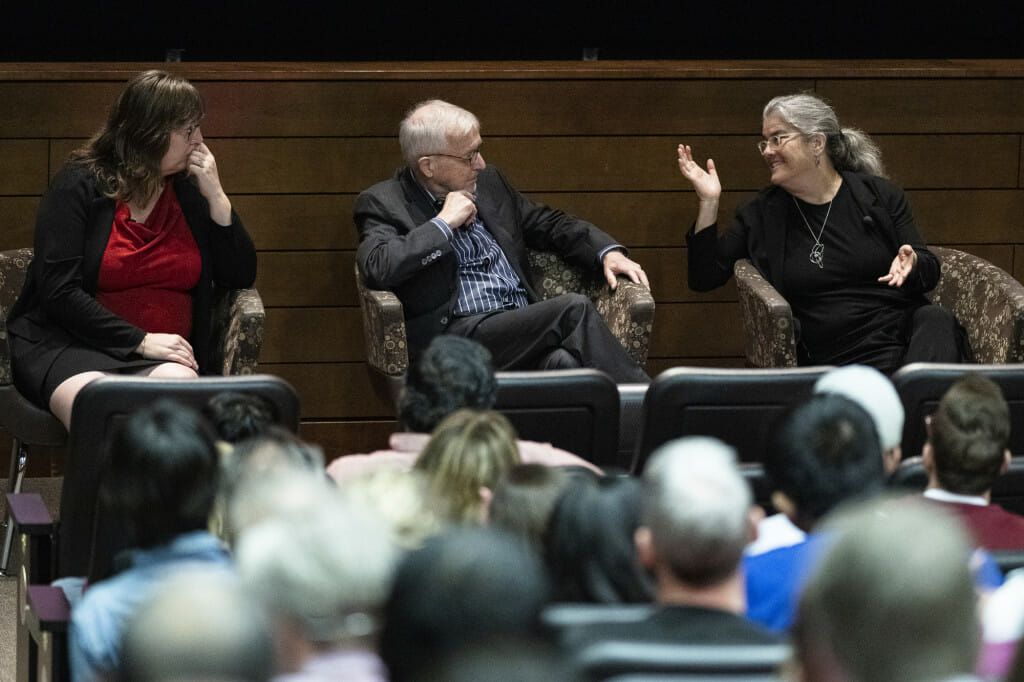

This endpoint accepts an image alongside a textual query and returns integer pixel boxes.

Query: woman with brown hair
[7,70,256,427]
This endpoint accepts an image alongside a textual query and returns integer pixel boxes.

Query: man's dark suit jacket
[354,166,618,357]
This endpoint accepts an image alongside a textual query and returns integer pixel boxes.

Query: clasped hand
[138,333,198,371]
[878,244,918,287]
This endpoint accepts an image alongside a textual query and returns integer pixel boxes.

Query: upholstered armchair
[0,247,266,574]
[733,246,1024,368]
[355,248,656,403]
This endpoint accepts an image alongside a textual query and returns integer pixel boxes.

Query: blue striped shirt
[431,214,530,316]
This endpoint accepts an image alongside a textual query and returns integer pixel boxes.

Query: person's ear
[1001,449,1012,475]
[810,132,826,153]
[478,486,493,524]
[922,442,936,475]
[882,446,902,475]
[417,155,434,179]
[635,526,656,570]
[747,505,766,543]
[771,491,797,522]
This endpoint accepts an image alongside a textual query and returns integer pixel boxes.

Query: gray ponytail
[764,93,887,178]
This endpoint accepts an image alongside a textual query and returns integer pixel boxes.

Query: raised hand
[677,144,722,202]
[188,143,232,225]
[878,244,918,287]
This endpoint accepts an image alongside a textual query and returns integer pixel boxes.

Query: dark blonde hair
[415,409,519,524]
[70,70,204,203]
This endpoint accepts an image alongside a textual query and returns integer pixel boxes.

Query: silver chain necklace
[792,196,832,269]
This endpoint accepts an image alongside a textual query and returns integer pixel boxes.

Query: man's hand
[437,190,477,228]
[603,250,650,291]
[878,244,918,288]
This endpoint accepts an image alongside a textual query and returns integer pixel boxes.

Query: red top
[96,182,201,338]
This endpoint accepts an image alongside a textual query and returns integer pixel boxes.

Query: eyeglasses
[180,119,203,142]
[426,148,482,165]
[757,133,801,154]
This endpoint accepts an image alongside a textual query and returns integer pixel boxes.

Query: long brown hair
[69,70,204,203]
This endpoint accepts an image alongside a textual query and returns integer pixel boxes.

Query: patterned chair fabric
[926,246,1024,364]
[733,259,798,368]
[0,247,34,388]
[355,248,656,377]
[733,247,1024,368]
[210,286,266,375]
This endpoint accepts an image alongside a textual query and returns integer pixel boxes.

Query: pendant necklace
[792,196,832,269]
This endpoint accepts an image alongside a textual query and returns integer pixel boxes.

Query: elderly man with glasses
[354,99,650,382]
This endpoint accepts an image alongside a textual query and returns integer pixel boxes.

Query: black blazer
[354,166,619,356]
[7,164,257,403]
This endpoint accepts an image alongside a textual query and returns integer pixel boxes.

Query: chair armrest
[594,278,655,367]
[354,264,409,376]
[928,247,1024,363]
[0,248,35,388]
[210,287,265,376]
[733,259,798,367]
[8,493,56,603]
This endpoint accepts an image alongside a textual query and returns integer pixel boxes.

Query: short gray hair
[642,436,751,586]
[796,498,979,681]
[764,92,886,178]
[399,99,480,168]
[235,488,399,645]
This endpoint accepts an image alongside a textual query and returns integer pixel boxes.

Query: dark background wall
[2,0,1021,62]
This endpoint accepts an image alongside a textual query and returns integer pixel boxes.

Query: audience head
[544,474,655,603]
[763,92,886,177]
[217,426,325,544]
[236,489,399,672]
[225,467,334,547]
[400,99,480,169]
[75,70,205,202]
[399,334,498,433]
[489,464,574,556]
[340,468,446,550]
[767,393,885,531]
[380,527,550,682]
[100,399,219,550]
[119,568,274,682]
[203,391,277,445]
[794,499,980,682]
[926,372,1012,496]
[814,364,905,470]
[640,437,753,589]
[414,408,520,524]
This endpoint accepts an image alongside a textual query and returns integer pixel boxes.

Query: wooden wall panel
[0,196,41,245]
[0,140,49,194]
[264,362,394,419]
[261,308,365,363]
[2,61,1024,465]
[255,251,355,307]
[231,194,360,250]
[818,80,1024,133]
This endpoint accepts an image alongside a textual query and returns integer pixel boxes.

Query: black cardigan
[7,164,257,402]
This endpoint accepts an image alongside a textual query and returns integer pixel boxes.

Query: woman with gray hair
[235,484,399,681]
[677,92,967,374]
